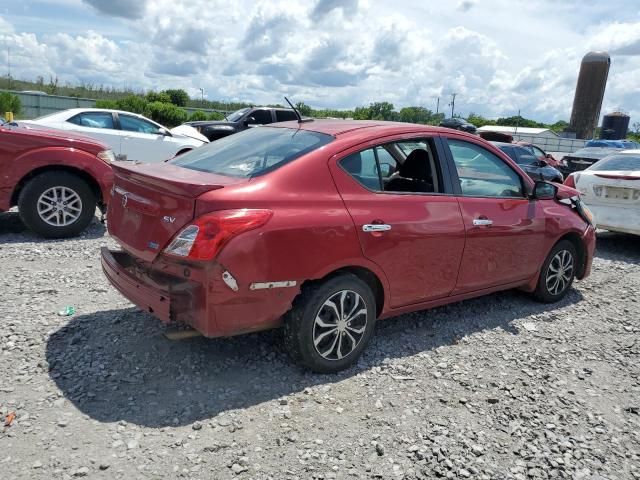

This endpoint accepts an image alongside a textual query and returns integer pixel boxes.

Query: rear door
[443,136,546,293]
[117,114,174,162]
[330,135,466,308]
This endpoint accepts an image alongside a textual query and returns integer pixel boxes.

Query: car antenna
[284,97,313,123]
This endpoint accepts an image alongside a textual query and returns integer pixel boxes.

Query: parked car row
[9,108,640,371]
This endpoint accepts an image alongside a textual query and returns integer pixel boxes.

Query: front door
[330,136,466,308]
[118,113,172,162]
[443,136,546,294]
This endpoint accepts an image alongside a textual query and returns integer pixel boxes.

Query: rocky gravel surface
[1,212,639,479]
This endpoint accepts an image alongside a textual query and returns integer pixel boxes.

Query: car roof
[267,119,456,138]
[55,108,151,119]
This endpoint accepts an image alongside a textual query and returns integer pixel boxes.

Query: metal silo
[600,111,630,140]
[569,51,610,139]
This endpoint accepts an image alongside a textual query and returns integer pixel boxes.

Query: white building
[477,125,586,154]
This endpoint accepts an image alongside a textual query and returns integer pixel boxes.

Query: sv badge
[163,215,176,223]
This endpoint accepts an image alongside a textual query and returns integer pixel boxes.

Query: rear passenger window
[448,139,524,198]
[340,149,382,191]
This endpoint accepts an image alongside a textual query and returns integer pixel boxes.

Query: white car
[24,108,208,163]
[565,150,640,236]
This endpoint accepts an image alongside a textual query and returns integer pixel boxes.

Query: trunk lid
[107,161,245,262]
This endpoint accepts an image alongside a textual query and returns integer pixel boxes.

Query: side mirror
[158,127,172,136]
[245,116,257,126]
[533,181,556,200]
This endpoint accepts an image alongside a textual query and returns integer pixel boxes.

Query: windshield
[170,126,334,178]
[226,108,250,122]
[589,154,640,171]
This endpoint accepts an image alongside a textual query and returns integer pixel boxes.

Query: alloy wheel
[37,186,83,227]
[312,290,368,361]
[546,249,574,296]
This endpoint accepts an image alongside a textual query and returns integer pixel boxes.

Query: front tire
[18,172,96,238]
[283,274,377,373]
[533,240,577,303]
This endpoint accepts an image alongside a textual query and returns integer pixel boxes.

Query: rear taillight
[564,173,577,188]
[97,150,116,164]
[164,209,272,260]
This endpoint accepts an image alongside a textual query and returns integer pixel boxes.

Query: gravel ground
[1,212,639,480]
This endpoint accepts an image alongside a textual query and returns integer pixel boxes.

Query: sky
[0,0,639,123]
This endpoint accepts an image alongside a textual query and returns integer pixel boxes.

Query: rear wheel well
[11,166,103,209]
[300,266,385,317]
[555,232,586,278]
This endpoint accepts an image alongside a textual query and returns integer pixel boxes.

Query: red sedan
[0,122,114,238]
[102,120,595,372]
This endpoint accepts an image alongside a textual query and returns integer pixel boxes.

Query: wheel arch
[553,231,587,279]
[300,265,386,317]
[11,165,103,208]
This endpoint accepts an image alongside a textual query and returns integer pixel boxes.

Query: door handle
[363,224,392,232]
[472,218,493,226]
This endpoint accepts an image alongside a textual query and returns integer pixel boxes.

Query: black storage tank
[569,51,610,139]
[600,112,630,140]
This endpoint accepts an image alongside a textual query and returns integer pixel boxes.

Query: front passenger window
[448,139,523,198]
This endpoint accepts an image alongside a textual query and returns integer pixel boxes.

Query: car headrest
[399,149,431,180]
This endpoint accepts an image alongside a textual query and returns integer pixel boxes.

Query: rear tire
[283,274,377,373]
[18,172,96,238]
[533,240,577,303]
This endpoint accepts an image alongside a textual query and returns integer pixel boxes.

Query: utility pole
[199,87,204,105]
[450,93,457,118]
[515,109,521,135]
[435,97,439,115]
[7,46,11,90]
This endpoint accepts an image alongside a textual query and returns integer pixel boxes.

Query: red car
[102,120,595,372]
[515,141,562,168]
[0,123,114,237]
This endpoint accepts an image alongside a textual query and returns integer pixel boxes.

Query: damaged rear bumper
[101,248,173,322]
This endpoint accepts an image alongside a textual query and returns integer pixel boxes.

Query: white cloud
[1,1,639,125]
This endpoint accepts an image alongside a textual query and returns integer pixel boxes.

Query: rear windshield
[590,154,640,171]
[171,127,333,177]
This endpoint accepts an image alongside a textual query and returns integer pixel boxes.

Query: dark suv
[185,107,299,141]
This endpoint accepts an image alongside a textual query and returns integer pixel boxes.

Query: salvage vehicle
[0,122,113,238]
[514,141,563,169]
[185,107,299,141]
[439,117,477,134]
[562,147,621,173]
[101,120,595,373]
[565,151,640,236]
[23,108,207,163]
[492,142,564,183]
